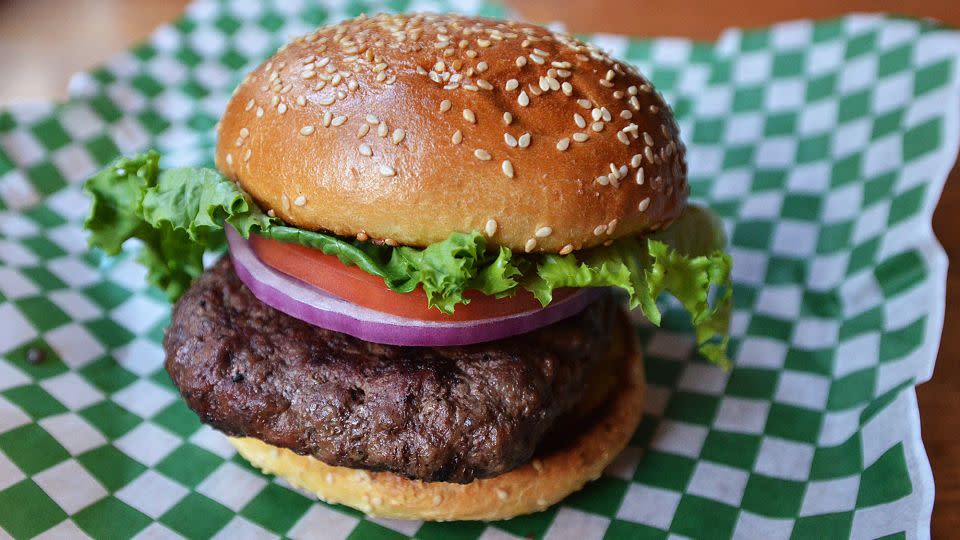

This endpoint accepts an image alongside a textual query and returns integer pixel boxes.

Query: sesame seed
[296,95,306,106]
[629,96,640,110]
[392,128,405,144]
[385,238,398,247]
[608,218,619,233]
[379,165,396,177]
[502,160,515,178]
[577,99,592,109]
[294,195,306,206]
[636,168,645,185]
[535,226,553,238]
[477,38,491,47]
[529,53,545,64]
[591,122,604,132]
[638,197,650,211]
[516,56,527,67]
[556,138,570,151]
[593,224,607,236]
[282,194,290,211]
[605,69,616,81]
[463,84,479,91]
[239,127,250,138]
[463,109,476,123]
[597,175,609,186]
[301,70,316,79]
[631,154,642,168]
[317,57,330,67]
[573,132,589,142]
[477,79,493,90]
[331,115,347,127]
[591,108,602,121]
[518,91,530,106]
[533,48,549,57]
[267,209,275,217]
[504,132,518,147]
[561,82,573,95]
[628,85,638,95]
[366,114,379,124]
[225,153,233,165]
[356,232,368,241]
[645,147,655,163]
[557,69,571,78]
[474,148,491,161]
[485,219,498,236]
[613,90,624,99]
[524,238,537,252]
[277,103,287,114]
[244,99,255,111]
[617,131,630,145]
[539,77,550,92]
[643,132,654,146]
[537,498,548,507]
[650,104,660,113]
[234,137,243,147]
[503,112,513,125]
[322,111,332,127]
[505,78,519,91]
[574,113,586,128]
[559,244,574,255]
[476,61,488,72]
[620,110,633,120]
[432,495,443,506]
[359,143,372,156]
[518,133,531,148]
[319,96,335,106]
[601,107,612,121]
[440,99,452,113]
[300,125,315,136]
[357,123,370,138]
[452,130,463,144]
[256,107,264,118]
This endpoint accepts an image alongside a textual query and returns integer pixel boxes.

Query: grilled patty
[164,258,625,483]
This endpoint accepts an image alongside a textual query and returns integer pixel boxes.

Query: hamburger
[83,13,732,521]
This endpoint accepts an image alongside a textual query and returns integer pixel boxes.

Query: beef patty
[164,258,626,483]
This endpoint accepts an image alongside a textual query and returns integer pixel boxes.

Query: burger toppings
[84,151,732,364]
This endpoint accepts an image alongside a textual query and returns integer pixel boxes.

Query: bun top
[216,13,687,253]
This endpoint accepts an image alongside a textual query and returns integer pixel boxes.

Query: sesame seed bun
[215,13,687,253]
[228,336,644,521]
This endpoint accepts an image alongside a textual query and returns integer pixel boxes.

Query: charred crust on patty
[164,258,624,483]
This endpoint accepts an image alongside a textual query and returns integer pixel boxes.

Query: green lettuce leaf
[84,151,733,364]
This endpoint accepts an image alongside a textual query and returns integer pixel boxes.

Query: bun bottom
[229,339,644,521]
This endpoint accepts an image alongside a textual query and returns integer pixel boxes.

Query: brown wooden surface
[0,0,956,536]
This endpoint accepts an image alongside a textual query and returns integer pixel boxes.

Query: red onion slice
[226,226,603,347]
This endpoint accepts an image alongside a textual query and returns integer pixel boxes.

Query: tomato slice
[249,234,571,322]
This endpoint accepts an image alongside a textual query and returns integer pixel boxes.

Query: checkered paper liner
[0,1,956,538]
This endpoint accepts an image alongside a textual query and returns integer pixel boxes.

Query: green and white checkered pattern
[0,1,956,538]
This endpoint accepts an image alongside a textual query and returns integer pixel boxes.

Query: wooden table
[1,0,956,536]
